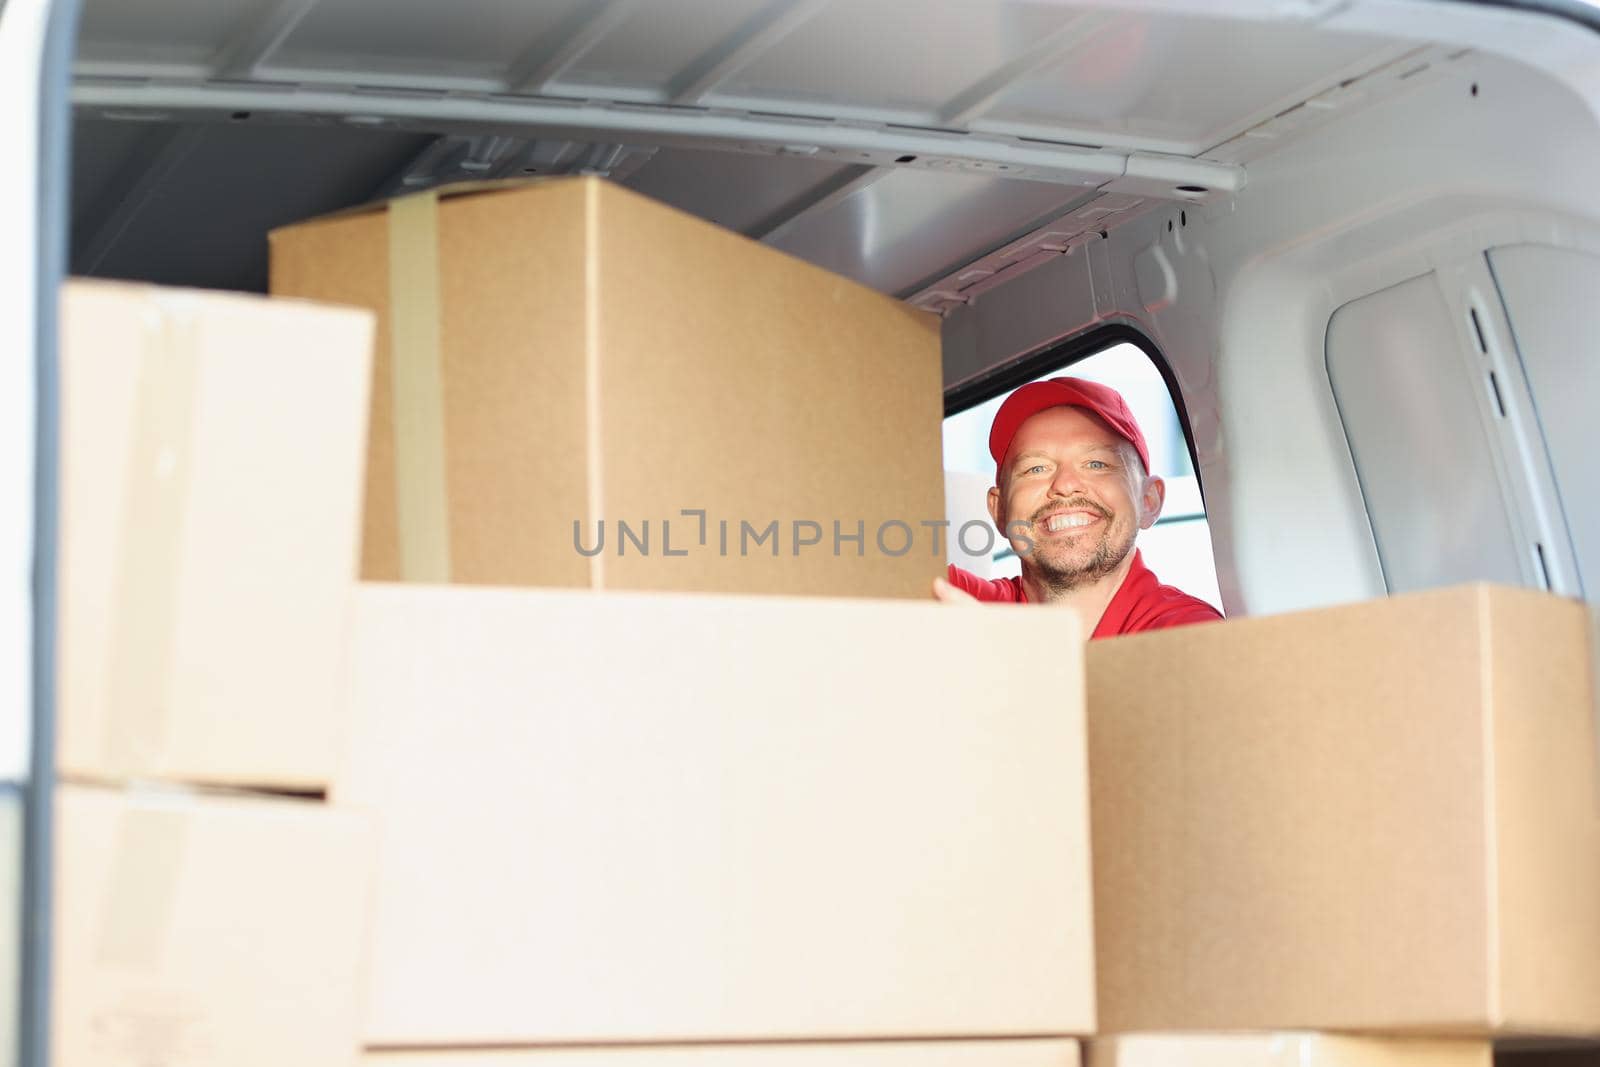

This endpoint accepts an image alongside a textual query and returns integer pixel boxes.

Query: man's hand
[932,577,979,604]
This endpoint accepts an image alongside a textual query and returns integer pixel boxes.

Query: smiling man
[935,376,1222,640]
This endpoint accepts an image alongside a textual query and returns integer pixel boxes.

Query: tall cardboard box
[1088,584,1600,1036]
[361,1040,1081,1067]
[269,178,944,598]
[337,584,1094,1045]
[58,281,373,790]
[1085,1035,1489,1067]
[53,784,373,1067]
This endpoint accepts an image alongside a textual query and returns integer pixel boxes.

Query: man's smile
[1047,512,1097,532]
[1031,503,1111,535]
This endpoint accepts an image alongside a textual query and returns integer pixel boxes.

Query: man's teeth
[1046,513,1094,532]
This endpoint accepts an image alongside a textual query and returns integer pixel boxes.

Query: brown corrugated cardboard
[1088,584,1600,1036]
[1086,1034,1489,1067]
[57,280,373,790]
[362,1040,1081,1067]
[54,783,373,1067]
[269,178,945,598]
[336,583,1093,1045]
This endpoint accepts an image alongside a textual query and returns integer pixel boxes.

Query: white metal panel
[267,0,590,83]
[1489,243,1600,597]
[72,81,1237,189]
[1327,0,1600,112]
[74,0,1421,166]
[941,246,1100,390]
[621,147,861,238]
[766,169,1092,296]
[976,12,1406,155]
[1327,272,1526,593]
[76,0,259,69]
[708,0,1085,121]
[911,191,1149,312]
[1128,40,1600,618]
[1438,249,1581,596]
[558,0,770,97]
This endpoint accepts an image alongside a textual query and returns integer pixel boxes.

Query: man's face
[987,405,1164,592]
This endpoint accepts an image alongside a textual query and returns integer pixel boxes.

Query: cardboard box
[1085,1034,1488,1067]
[269,178,944,598]
[362,1040,1081,1067]
[337,583,1093,1045]
[54,783,373,1067]
[58,280,373,790]
[1088,584,1600,1036]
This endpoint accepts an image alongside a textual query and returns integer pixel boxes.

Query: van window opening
[942,341,1222,612]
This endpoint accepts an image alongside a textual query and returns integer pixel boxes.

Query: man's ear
[1138,475,1166,530]
[986,484,1003,530]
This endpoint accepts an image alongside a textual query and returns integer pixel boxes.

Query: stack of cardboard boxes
[52,178,1600,1067]
[53,181,1097,1067]
[55,281,378,1066]
[269,178,1096,1062]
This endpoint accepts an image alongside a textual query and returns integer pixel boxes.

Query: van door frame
[6,0,81,1063]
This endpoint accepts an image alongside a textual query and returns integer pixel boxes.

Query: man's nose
[1049,462,1086,497]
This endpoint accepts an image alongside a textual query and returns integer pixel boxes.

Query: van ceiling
[71,0,1422,298]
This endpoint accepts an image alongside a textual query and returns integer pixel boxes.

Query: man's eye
[1086,460,1109,471]
[1024,464,1048,475]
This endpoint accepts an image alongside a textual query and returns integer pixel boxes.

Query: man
[935,376,1222,640]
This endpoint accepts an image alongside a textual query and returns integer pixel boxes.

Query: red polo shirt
[945,551,1222,639]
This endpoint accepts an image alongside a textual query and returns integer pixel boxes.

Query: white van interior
[7,0,1600,1061]
[59,0,1600,621]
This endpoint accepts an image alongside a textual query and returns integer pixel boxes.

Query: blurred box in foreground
[58,280,373,790]
[337,583,1092,1045]
[53,783,373,1067]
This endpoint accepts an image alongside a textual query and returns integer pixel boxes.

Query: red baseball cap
[988,377,1151,478]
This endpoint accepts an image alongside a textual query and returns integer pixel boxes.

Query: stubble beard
[1017,508,1137,598]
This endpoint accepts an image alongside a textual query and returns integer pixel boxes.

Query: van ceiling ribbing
[70,0,1420,296]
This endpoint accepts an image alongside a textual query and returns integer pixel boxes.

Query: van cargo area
[57,0,1600,615]
[4,1,1600,1066]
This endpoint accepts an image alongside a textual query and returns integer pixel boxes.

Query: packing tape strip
[387,191,453,582]
[582,180,605,591]
[104,298,201,773]
[95,802,188,969]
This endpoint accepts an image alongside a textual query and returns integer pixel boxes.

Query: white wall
[944,6,1600,617]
